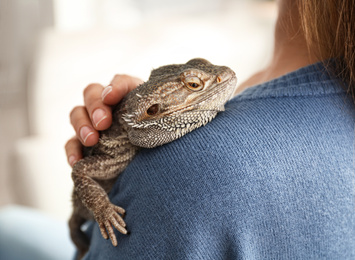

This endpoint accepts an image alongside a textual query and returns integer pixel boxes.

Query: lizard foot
[95,203,127,246]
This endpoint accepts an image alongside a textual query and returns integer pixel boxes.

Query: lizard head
[120,58,237,148]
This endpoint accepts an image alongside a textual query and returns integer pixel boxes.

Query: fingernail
[92,108,107,128]
[80,126,94,144]
[68,155,77,167]
[102,85,112,101]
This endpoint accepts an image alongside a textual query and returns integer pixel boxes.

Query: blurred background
[0,0,276,222]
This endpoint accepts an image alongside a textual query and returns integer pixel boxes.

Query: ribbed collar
[233,62,346,101]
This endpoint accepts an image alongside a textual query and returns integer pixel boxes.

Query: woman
[66,0,355,259]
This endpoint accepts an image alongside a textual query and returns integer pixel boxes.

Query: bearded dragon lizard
[69,58,237,258]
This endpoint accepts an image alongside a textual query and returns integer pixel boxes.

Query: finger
[110,216,127,235]
[102,74,143,105]
[99,223,109,240]
[112,211,126,228]
[105,221,118,246]
[113,206,126,227]
[65,136,83,167]
[70,106,99,146]
[83,83,112,130]
[114,205,125,215]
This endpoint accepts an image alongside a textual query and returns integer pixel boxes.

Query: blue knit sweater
[84,63,355,259]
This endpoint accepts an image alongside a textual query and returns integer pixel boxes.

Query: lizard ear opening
[146,104,160,116]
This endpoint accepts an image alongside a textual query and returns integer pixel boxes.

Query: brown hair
[299,0,355,101]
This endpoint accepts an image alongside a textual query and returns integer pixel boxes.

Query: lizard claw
[96,204,127,246]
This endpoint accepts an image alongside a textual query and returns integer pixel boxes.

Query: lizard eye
[146,104,160,116]
[184,76,204,91]
[187,82,200,89]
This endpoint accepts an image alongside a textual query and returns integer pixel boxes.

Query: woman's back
[84,63,355,259]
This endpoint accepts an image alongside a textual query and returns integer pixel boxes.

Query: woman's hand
[65,74,143,167]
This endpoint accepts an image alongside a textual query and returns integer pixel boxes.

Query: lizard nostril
[146,104,160,116]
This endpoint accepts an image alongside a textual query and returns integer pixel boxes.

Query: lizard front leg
[71,155,128,248]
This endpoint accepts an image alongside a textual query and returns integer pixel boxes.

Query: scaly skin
[69,58,237,258]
